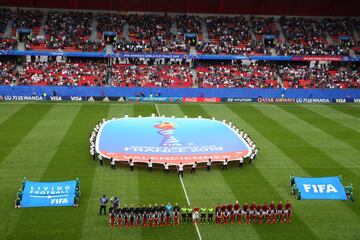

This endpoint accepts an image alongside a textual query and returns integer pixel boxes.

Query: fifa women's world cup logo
[153,121,182,147]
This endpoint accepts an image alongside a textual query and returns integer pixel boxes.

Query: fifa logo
[153,121,182,146]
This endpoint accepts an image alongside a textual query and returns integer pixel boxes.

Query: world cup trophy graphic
[153,121,182,146]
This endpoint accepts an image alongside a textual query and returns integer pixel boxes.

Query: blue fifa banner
[21,180,77,208]
[294,176,347,200]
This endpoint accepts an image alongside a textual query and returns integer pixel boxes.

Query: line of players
[108,200,292,228]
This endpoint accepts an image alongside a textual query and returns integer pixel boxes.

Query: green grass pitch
[0,102,359,240]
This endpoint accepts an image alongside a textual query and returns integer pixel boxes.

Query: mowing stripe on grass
[0,104,81,239]
[301,105,360,133]
[179,176,203,240]
[327,104,360,119]
[279,105,360,152]
[228,105,360,220]
[0,103,53,165]
[81,104,141,240]
[133,104,198,240]
[218,104,360,240]
[201,104,319,240]
[7,104,110,240]
[159,104,255,240]
[265,105,360,172]
[0,103,26,125]
[179,105,263,240]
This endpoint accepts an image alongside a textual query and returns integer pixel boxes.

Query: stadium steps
[191,68,198,87]
[200,20,209,42]
[274,20,286,43]
[90,16,97,40]
[270,48,277,56]
[38,10,48,37]
[171,21,178,39]
[326,33,334,45]
[106,44,113,54]
[352,26,360,41]
[190,46,197,55]
[17,42,25,51]
[276,73,285,89]
[3,19,12,37]
[247,16,257,41]
[123,23,129,40]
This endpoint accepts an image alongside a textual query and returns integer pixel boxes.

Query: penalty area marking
[179,176,203,240]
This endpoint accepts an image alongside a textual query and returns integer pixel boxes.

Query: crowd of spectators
[323,18,353,38]
[128,14,172,40]
[0,8,12,33]
[175,15,202,34]
[274,41,351,56]
[0,37,17,50]
[251,17,279,37]
[40,11,93,50]
[196,63,279,88]
[96,13,127,33]
[17,60,107,86]
[196,39,271,55]
[277,63,360,88]
[0,58,359,89]
[11,9,43,29]
[205,16,251,43]
[0,61,17,85]
[114,37,188,53]
[111,63,193,87]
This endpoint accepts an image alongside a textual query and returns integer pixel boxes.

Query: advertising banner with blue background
[294,176,347,200]
[21,180,76,208]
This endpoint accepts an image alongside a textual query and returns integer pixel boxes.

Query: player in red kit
[234,200,241,224]
[173,208,179,226]
[262,202,268,224]
[285,200,292,223]
[216,208,222,224]
[227,203,234,224]
[256,203,262,224]
[250,202,256,223]
[221,203,227,212]
[243,202,249,224]
[154,211,159,227]
[269,201,276,224]
[223,208,230,224]
[109,211,116,228]
[277,201,284,223]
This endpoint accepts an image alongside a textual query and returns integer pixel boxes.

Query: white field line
[156,104,201,240]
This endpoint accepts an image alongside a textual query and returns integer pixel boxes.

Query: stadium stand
[17,60,107,86]
[196,63,279,88]
[0,7,359,89]
[111,63,193,87]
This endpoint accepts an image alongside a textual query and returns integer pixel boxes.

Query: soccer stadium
[0,0,359,239]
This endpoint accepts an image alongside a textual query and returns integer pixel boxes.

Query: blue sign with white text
[294,176,347,200]
[21,180,76,208]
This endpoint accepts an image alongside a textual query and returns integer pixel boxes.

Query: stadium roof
[1,0,359,16]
